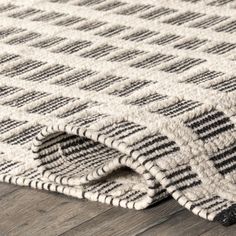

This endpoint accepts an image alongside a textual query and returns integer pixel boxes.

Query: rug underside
[0,0,236,226]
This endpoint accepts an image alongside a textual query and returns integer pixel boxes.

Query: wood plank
[136,208,219,236]
[0,183,18,198]
[60,198,185,236]
[1,183,234,236]
[200,224,236,236]
[0,183,111,236]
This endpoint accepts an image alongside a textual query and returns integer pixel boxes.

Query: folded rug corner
[0,0,236,226]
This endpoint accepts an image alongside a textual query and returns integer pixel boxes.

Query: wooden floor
[0,183,235,236]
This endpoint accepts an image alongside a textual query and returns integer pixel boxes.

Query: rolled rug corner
[0,0,235,227]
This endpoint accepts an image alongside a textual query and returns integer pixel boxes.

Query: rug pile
[0,0,236,226]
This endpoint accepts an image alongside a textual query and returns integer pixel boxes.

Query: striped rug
[0,0,236,226]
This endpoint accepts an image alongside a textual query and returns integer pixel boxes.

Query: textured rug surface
[0,0,236,226]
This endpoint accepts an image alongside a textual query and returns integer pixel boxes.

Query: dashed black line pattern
[95,1,126,11]
[191,15,229,29]
[8,8,43,19]
[0,119,27,134]
[0,4,18,13]
[21,64,72,82]
[152,99,201,117]
[122,29,158,42]
[53,69,97,86]
[0,85,21,98]
[3,91,48,107]
[0,0,236,226]
[131,53,175,69]
[207,76,236,92]
[52,40,92,54]
[0,60,46,77]
[174,38,208,50]
[80,44,118,59]
[75,20,107,31]
[161,58,206,73]
[117,4,153,16]
[5,32,41,45]
[30,37,66,49]
[182,70,224,84]
[140,7,177,20]
[80,74,126,91]
[185,109,235,140]
[109,80,151,97]
[163,11,205,26]
[0,27,26,39]
[27,96,73,115]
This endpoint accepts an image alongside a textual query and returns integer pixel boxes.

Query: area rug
[0,0,236,226]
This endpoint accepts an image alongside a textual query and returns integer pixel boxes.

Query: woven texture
[0,0,236,226]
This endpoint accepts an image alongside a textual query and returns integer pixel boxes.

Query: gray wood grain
[200,224,236,236]
[0,183,111,236]
[60,198,183,236]
[136,207,218,236]
[0,183,18,198]
[0,183,235,236]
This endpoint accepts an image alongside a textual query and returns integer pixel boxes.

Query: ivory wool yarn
[0,0,236,226]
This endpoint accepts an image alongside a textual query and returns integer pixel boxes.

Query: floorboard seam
[133,208,185,236]
[57,207,114,236]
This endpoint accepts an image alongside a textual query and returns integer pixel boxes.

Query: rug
[0,0,236,226]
